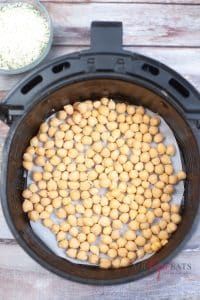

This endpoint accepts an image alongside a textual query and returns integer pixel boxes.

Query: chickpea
[144,243,153,254]
[68,215,77,227]
[143,188,152,199]
[40,211,50,219]
[135,236,146,247]
[141,143,150,154]
[163,211,171,222]
[176,171,186,181]
[143,228,152,239]
[166,144,176,156]
[23,152,33,162]
[158,230,169,240]
[38,133,48,143]
[22,199,33,212]
[60,222,70,232]
[140,222,149,230]
[59,123,69,132]
[149,126,158,136]
[136,213,147,223]
[161,202,170,212]
[98,216,110,227]
[145,162,154,173]
[112,219,123,230]
[52,224,60,234]
[28,210,39,221]
[165,164,174,175]
[154,133,164,143]
[159,220,167,230]
[161,193,171,203]
[32,171,42,182]
[143,133,152,143]
[89,254,99,264]
[154,208,163,217]
[171,213,182,224]
[69,238,80,249]
[119,213,129,224]
[152,187,162,199]
[139,123,148,134]
[151,241,161,252]
[43,218,53,228]
[118,247,128,258]
[58,239,69,249]
[170,204,180,214]
[150,116,160,126]
[151,224,160,235]
[56,208,67,219]
[76,250,88,261]
[161,155,171,165]
[66,249,77,259]
[28,183,38,193]
[155,164,165,175]
[30,194,40,204]
[140,152,150,163]
[22,189,32,199]
[25,146,35,155]
[149,147,157,158]
[168,175,177,185]
[52,197,62,208]
[120,257,130,267]
[100,258,111,269]
[112,258,121,268]
[147,175,156,186]
[159,174,169,184]
[137,249,145,259]
[30,136,39,147]
[143,199,152,208]
[34,203,44,213]
[124,230,136,241]
[167,222,177,233]
[157,143,166,155]
[146,211,155,224]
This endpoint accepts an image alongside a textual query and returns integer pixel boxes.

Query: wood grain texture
[0,46,200,93]
[42,0,200,4]
[40,2,200,46]
[0,243,200,300]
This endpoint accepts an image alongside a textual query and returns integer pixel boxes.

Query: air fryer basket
[0,22,200,285]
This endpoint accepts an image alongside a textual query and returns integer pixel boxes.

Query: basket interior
[5,79,200,284]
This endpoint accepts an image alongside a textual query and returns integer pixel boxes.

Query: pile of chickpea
[22,98,186,269]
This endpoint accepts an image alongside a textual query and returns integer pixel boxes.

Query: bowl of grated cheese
[0,0,53,74]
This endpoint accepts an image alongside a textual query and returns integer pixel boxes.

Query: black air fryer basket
[0,22,200,285]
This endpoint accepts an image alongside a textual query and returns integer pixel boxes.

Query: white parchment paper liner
[30,109,184,266]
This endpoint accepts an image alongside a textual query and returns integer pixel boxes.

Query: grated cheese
[0,2,50,70]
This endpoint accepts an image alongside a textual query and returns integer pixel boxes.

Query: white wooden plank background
[0,1,200,299]
[42,3,200,46]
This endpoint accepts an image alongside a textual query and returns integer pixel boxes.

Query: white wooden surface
[0,1,200,299]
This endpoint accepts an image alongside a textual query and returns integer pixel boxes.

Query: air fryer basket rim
[1,76,200,285]
[0,22,200,285]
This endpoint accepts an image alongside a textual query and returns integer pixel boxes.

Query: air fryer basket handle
[90,21,123,53]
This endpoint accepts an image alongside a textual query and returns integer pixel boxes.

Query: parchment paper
[29,109,184,266]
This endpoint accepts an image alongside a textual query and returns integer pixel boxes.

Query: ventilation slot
[142,63,159,76]
[52,62,71,74]
[21,75,43,95]
[169,78,190,98]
